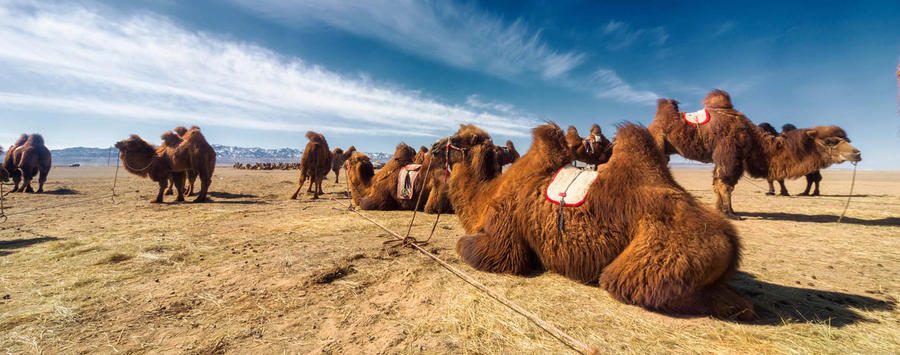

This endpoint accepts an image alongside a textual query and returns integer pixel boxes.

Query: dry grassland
[1,166,898,354]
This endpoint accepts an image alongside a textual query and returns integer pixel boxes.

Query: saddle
[396,164,422,200]
[545,165,598,207]
[682,108,710,126]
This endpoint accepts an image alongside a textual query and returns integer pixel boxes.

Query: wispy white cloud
[586,69,659,104]
[600,20,668,51]
[0,1,540,138]
[713,22,736,38]
[229,0,585,81]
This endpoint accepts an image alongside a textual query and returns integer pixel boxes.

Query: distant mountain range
[48,145,393,166]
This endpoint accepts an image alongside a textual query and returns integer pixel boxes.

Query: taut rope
[837,162,858,223]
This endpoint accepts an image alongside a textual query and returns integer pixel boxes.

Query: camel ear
[805,130,817,138]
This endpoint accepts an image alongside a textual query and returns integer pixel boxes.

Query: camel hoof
[798,192,809,196]
[765,192,774,196]
[151,199,162,204]
[193,198,207,203]
[779,193,790,197]
[725,213,743,221]
[811,192,820,196]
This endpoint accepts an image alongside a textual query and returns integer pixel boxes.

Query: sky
[0,0,898,169]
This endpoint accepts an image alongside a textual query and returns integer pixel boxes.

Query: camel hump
[14,134,28,147]
[173,126,188,136]
[27,134,45,147]
[590,124,602,135]
[189,125,200,131]
[810,125,849,141]
[758,123,778,136]
[419,146,428,153]
[781,123,797,133]
[505,140,515,149]
[161,131,182,146]
[703,89,733,109]
[306,131,326,143]
[656,98,679,113]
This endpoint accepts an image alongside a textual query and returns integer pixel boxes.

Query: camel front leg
[713,179,739,220]
[187,170,197,196]
[456,221,539,276]
[193,171,212,203]
[777,179,790,196]
[165,178,175,195]
[21,169,35,193]
[153,180,166,203]
[800,177,813,196]
[334,169,340,184]
[290,174,307,200]
[599,218,754,320]
[172,172,186,202]
[765,179,775,195]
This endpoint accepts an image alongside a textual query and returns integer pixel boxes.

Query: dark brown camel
[291,131,332,200]
[566,124,613,166]
[330,147,346,183]
[492,140,520,172]
[429,123,753,319]
[648,90,861,219]
[116,128,216,203]
[164,126,200,196]
[4,134,52,193]
[763,124,829,196]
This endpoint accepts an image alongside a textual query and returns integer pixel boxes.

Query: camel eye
[824,138,839,146]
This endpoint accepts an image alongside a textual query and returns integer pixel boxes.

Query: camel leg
[187,170,198,196]
[165,178,175,195]
[799,177,813,196]
[172,172,186,202]
[810,171,822,196]
[290,174,307,200]
[599,218,754,319]
[334,169,340,184]
[312,177,320,199]
[37,166,49,193]
[153,180,166,203]
[777,180,790,196]
[193,171,211,203]
[712,153,743,220]
[765,180,775,196]
[456,231,538,275]
[22,168,35,193]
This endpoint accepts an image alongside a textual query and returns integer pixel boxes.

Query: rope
[404,153,435,237]
[837,162,858,223]
[0,164,121,223]
[329,198,595,354]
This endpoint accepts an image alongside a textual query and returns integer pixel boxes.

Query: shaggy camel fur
[413,146,429,164]
[344,151,375,206]
[4,134,52,193]
[648,90,861,218]
[330,147,346,183]
[164,126,200,196]
[566,124,613,166]
[430,123,753,319]
[763,124,832,196]
[116,129,216,203]
[291,131,332,200]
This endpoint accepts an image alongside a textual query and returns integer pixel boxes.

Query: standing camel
[330,147,346,183]
[4,134,52,193]
[291,131,331,200]
[429,123,753,319]
[648,90,861,219]
[164,126,200,196]
[116,129,216,203]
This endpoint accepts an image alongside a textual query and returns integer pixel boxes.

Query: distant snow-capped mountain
[48,145,393,166]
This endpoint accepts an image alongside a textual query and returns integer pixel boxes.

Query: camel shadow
[740,212,900,227]
[732,272,895,327]
[806,194,870,198]
[42,187,79,195]
[208,191,258,199]
[0,236,60,257]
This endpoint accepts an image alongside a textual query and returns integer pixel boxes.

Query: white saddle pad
[682,108,710,125]
[396,164,422,200]
[545,166,598,207]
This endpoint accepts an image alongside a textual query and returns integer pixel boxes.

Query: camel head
[333,147,344,157]
[390,143,416,164]
[809,126,861,164]
[566,124,613,165]
[430,124,493,168]
[306,131,326,143]
[342,146,357,160]
[173,126,188,137]
[115,134,153,153]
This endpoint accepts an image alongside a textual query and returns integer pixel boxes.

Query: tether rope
[837,162,858,223]
[329,197,595,354]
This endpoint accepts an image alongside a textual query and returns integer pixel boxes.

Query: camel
[760,123,828,196]
[116,128,216,203]
[330,147,346,183]
[3,134,52,193]
[429,123,753,319]
[566,124,613,166]
[344,151,375,206]
[290,131,332,200]
[492,140,520,172]
[164,126,200,196]
[345,143,428,210]
[648,90,861,219]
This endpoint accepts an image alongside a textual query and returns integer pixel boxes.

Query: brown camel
[566,124,613,166]
[164,126,200,196]
[347,143,428,210]
[344,151,375,206]
[760,123,830,196]
[290,131,332,200]
[492,140,520,172]
[4,134,52,193]
[648,90,861,219]
[3,134,28,191]
[330,147,346,183]
[116,128,216,203]
[429,123,753,319]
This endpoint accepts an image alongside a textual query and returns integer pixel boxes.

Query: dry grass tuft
[96,252,132,264]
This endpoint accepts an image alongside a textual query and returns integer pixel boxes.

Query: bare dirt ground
[1,166,898,354]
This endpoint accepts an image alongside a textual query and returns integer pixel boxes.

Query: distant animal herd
[0,89,864,320]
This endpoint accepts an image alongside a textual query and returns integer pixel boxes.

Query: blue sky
[1,0,898,169]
